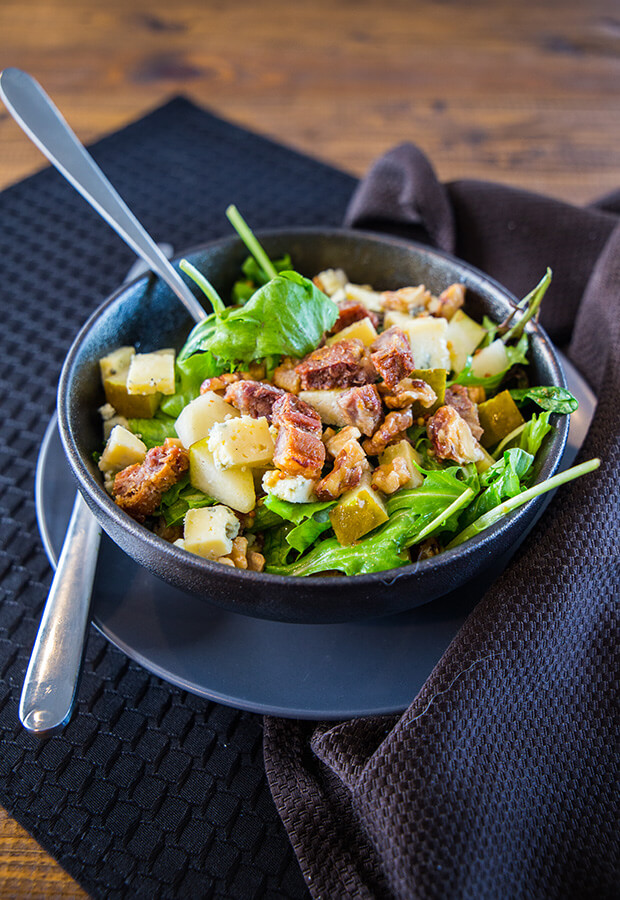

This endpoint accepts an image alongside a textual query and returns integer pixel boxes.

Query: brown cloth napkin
[263,144,620,900]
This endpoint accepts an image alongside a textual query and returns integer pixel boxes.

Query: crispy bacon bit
[429,283,465,320]
[370,327,415,388]
[426,405,484,464]
[295,339,377,390]
[273,426,325,478]
[380,285,431,314]
[324,425,362,459]
[379,378,437,410]
[315,440,368,501]
[224,380,285,422]
[113,439,189,523]
[371,456,410,494]
[272,393,322,437]
[444,384,483,440]
[336,384,383,436]
[200,372,242,394]
[362,409,414,456]
[331,301,379,334]
[273,357,301,394]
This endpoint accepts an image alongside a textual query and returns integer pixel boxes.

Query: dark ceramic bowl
[58,229,568,624]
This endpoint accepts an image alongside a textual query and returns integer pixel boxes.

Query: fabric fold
[264,144,619,900]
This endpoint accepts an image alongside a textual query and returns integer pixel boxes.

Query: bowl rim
[58,226,569,590]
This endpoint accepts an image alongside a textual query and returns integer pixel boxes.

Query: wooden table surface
[0,0,618,895]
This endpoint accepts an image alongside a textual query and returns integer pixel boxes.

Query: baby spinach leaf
[509,386,579,414]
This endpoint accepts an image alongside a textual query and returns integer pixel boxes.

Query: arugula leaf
[387,466,476,520]
[128,413,178,449]
[266,471,475,576]
[263,495,335,524]
[287,512,333,554]
[447,458,600,549]
[517,410,553,456]
[509,386,579,414]
[156,476,216,527]
[459,448,533,527]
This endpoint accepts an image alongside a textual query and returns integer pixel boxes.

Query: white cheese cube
[326,317,378,347]
[183,505,240,559]
[208,416,275,468]
[175,391,240,449]
[98,425,147,473]
[126,349,175,395]
[189,438,256,513]
[298,390,350,426]
[470,339,509,377]
[99,346,135,382]
[400,316,451,370]
[262,471,317,503]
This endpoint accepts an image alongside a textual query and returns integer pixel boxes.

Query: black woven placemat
[0,97,357,899]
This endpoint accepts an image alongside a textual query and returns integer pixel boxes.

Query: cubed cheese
[126,349,175,395]
[208,416,275,469]
[326,317,378,347]
[262,471,317,503]
[396,315,451,370]
[99,346,135,381]
[98,425,147,473]
[175,391,240,449]
[183,505,240,559]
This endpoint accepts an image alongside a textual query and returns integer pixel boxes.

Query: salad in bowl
[91,207,597,581]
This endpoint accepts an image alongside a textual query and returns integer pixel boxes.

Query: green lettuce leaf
[263,495,336,554]
[155,476,216,527]
[128,413,178,449]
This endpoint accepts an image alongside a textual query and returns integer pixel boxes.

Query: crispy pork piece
[113,439,189,523]
[331,300,379,334]
[444,383,484,440]
[370,327,416,388]
[224,380,285,422]
[379,378,437,410]
[426,405,484,464]
[362,409,414,456]
[315,439,369,501]
[336,384,383,436]
[295,339,377,390]
[271,393,323,437]
[273,426,325,478]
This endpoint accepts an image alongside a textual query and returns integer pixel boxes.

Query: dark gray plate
[36,355,594,719]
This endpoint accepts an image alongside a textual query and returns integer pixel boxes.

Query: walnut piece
[315,439,369,501]
[217,536,265,571]
[324,425,362,458]
[379,378,437,410]
[371,456,411,494]
[426,405,484,464]
[380,285,431,314]
[362,409,414,456]
[428,283,465,320]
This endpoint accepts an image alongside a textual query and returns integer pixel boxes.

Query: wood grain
[0,0,618,895]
